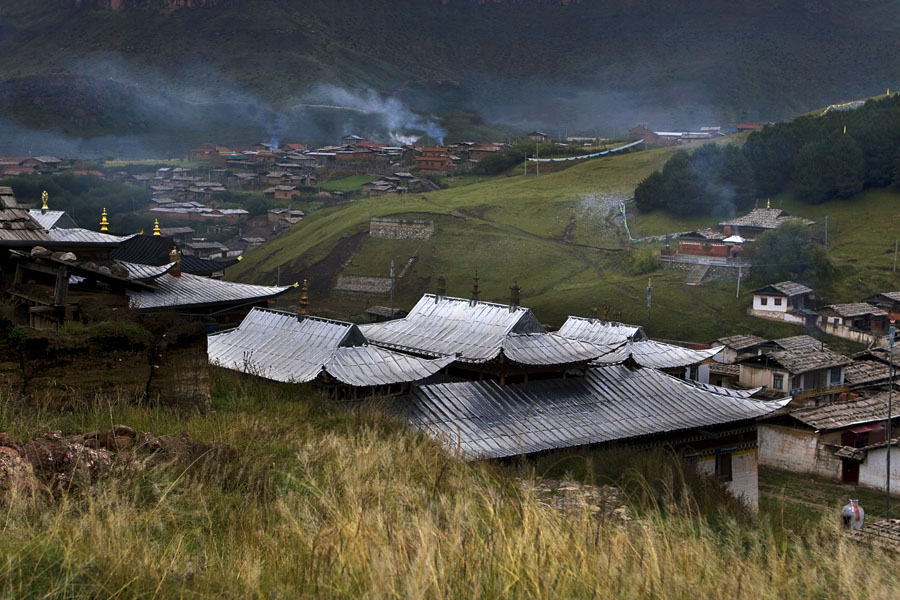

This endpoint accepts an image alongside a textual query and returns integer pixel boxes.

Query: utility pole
[888,320,896,521]
[894,239,898,272]
[390,259,395,316]
[736,265,742,298]
[825,215,828,249]
[276,266,281,286]
[535,143,540,177]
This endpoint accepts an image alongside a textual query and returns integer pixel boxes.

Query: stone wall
[695,448,759,510]
[369,218,434,240]
[659,260,748,281]
[758,424,841,480]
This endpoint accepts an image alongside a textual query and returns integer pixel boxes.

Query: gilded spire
[100,208,109,232]
[299,279,309,315]
[152,218,161,236]
[41,190,49,212]
[766,198,771,209]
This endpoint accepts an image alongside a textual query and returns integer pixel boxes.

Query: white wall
[758,424,842,480]
[694,448,759,510]
[859,447,900,492]
[747,309,806,325]
[753,294,788,313]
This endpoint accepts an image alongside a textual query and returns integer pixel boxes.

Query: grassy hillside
[232,140,900,342]
[2,370,900,598]
[1,0,900,150]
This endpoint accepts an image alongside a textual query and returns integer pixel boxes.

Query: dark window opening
[716,451,733,482]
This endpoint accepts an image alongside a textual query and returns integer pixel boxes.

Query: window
[716,451,733,482]
[774,298,782,306]
[760,297,768,306]
[791,375,802,391]
[829,367,842,385]
[773,374,784,389]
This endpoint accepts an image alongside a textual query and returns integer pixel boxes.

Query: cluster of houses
[750,281,900,346]
[0,156,68,177]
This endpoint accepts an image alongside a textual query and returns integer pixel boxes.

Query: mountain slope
[1,0,899,152]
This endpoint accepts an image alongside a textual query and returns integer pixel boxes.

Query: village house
[341,135,367,147]
[758,391,894,485]
[21,156,63,172]
[527,131,550,142]
[748,280,817,325]
[737,345,850,404]
[264,185,302,201]
[715,334,768,363]
[865,291,900,320]
[674,229,734,258]
[817,303,889,344]
[157,226,195,244]
[414,148,455,174]
[719,205,813,240]
[627,125,660,145]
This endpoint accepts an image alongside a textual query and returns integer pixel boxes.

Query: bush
[87,321,153,352]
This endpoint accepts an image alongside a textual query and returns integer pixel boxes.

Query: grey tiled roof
[556,316,645,345]
[719,208,813,230]
[752,281,813,297]
[844,360,896,386]
[742,346,851,374]
[773,335,824,351]
[788,392,895,430]
[821,303,889,318]
[401,365,789,460]
[716,334,767,350]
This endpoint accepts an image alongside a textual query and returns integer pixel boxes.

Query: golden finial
[169,245,181,264]
[41,190,49,212]
[100,208,109,232]
[152,218,161,236]
[237,255,243,261]
[299,279,309,315]
[292,281,299,288]
[843,125,847,135]
[766,198,771,209]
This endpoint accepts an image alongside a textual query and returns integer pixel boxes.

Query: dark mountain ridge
[0,0,898,154]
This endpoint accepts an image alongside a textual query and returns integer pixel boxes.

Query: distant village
[4,118,899,520]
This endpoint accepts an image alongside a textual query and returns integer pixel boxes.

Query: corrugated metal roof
[682,380,763,398]
[115,261,175,280]
[28,210,72,230]
[46,228,134,245]
[208,308,454,386]
[401,366,789,460]
[626,341,723,369]
[128,273,290,310]
[500,333,618,365]
[556,316,644,344]
[590,340,722,369]
[359,294,544,363]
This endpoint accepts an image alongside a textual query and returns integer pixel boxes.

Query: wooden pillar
[53,267,69,307]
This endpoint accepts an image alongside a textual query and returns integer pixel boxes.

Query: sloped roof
[843,360,896,386]
[717,334,766,351]
[741,346,851,374]
[180,255,240,275]
[821,303,888,318]
[359,294,544,363]
[773,335,824,351]
[500,333,618,366]
[719,208,813,230]
[28,209,77,230]
[590,340,722,369]
[112,235,174,266]
[0,187,52,244]
[556,316,645,345]
[788,392,894,430]
[115,261,175,281]
[208,308,454,386]
[868,291,900,304]
[45,228,133,246]
[751,281,813,297]
[401,365,789,460]
[127,273,290,310]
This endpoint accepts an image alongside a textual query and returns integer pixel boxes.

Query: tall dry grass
[1,370,899,599]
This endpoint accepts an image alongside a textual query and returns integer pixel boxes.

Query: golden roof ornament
[766,198,771,209]
[153,218,161,236]
[299,279,309,315]
[100,208,109,232]
[41,190,49,212]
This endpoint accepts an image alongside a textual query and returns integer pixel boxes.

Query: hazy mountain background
[0,0,898,155]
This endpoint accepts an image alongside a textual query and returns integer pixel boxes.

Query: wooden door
[841,459,860,485]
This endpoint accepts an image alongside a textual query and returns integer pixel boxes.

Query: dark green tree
[745,221,831,284]
[793,135,864,204]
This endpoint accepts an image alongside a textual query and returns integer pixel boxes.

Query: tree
[792,135,864,204]
[634,171,665,212]
[744,221,831,284]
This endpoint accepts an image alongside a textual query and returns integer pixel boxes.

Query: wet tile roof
[822,303,889,318]
[716,334,767,350]
[788,392,895,430]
